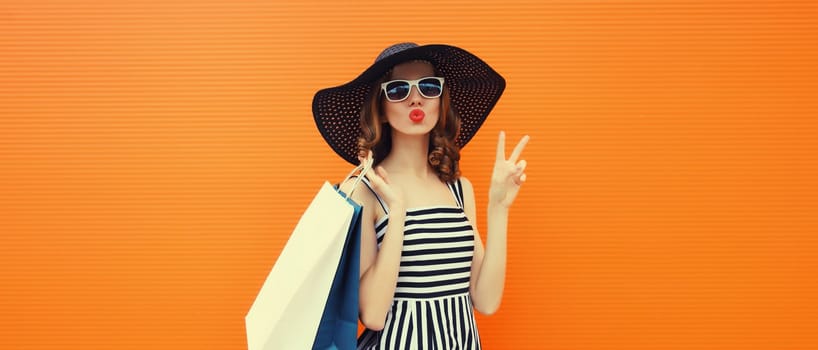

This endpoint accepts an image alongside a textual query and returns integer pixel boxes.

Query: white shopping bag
[245,162,371,350]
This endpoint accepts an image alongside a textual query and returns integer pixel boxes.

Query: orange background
[2,0,817,349]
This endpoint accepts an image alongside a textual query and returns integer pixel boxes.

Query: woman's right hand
[359,151,405,210]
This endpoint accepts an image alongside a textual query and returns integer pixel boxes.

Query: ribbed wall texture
[1,0,816,348]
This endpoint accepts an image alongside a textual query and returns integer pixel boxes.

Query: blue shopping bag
[312,189,361,350]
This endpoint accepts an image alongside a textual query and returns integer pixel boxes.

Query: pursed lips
[409,109,425,122]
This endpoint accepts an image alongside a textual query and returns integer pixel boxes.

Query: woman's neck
[381,131,432,179]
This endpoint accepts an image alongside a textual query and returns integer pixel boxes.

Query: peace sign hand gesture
[489,131,530,208]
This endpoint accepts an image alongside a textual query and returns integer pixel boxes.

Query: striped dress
[357,178,481,350]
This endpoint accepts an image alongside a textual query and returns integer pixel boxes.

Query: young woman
[313,42,529,349]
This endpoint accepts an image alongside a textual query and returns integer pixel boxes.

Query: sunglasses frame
[380,76,446,102]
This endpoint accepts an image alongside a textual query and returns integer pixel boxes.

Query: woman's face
[382,60,440,137]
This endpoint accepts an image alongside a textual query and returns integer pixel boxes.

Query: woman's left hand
[489,131,530,208]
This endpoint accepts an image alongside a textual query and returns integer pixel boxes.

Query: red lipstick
[409,109,425,123]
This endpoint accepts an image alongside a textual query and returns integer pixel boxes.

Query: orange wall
[2,0,817,348]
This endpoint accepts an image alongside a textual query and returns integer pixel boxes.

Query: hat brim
[313,44,506,166]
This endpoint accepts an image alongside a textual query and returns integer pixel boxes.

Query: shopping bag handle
[339,156,373,200]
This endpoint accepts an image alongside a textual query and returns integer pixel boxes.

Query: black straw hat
[312,42,506,165]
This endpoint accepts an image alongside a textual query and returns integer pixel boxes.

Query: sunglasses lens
[384,81,410,101]
[418,78,443,98]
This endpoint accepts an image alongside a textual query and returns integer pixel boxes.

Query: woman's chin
[388,117,437,136]
[391,124,435,137]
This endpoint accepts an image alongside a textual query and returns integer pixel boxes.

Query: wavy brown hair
[357,68,461,183]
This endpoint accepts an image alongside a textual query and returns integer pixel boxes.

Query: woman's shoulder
[339,176,375,204]
[457,175,473,187]
[454,175,473,190]
[456,175,475,200]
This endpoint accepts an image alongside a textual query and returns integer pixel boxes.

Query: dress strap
[447,178,465,208]
[351,175,389,214]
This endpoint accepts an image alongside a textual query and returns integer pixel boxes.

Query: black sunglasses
[380,77,445,102]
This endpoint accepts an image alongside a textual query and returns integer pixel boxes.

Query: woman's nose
[407,86,423,105]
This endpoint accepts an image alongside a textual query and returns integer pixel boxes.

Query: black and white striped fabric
[356,177,481,349]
